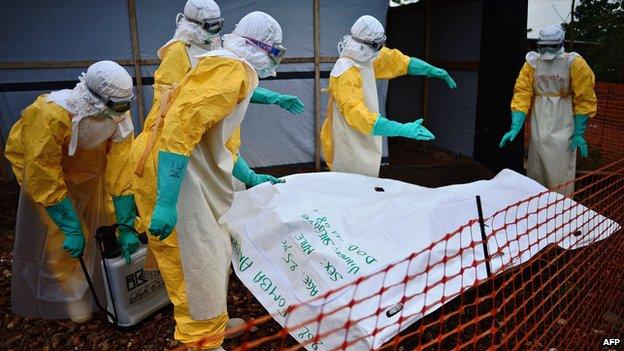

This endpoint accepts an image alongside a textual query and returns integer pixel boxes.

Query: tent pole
[423,0,431,120]
[0,125,9,183]
[313,0,321,171]
[128,0,146,125]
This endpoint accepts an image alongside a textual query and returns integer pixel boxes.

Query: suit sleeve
[570,56,597,117]
[330,67,379,135]
[510,62,535,114]
[105,132,134,197]
[159,59,249,156]
[373,47,410,80]
[154,42,191,88]
[21,104,72,206]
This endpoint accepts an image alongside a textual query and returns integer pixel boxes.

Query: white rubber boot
[70,314,93,324]
[225,317,246,339]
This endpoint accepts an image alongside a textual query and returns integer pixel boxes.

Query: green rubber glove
[372,115,435,141]
[233,156,284,187]
[571,114,589,157]
[45,197,85,258]
[251,87,305,115]
[408,57,457,89]
[113,194,140,265]
[499,111,527,148]
[149,151,189,241]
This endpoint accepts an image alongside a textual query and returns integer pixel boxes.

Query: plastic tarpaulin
[0,0,388,171]
[222,170,620,350]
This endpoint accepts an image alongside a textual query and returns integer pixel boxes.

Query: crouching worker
[131,12,287,350]
[5,61,140,323]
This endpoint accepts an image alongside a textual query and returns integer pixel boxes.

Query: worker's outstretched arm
[251,87,304,115]
[232,155,284,187]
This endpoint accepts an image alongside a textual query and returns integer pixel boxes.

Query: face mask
[204,34,222,49]
[223,34,275,74]
[102,108,124,120]
[538,46,564,61]
[338,35,380,63]
[337,35,350,56]
[175,14,222,49]
[361,48,380,63]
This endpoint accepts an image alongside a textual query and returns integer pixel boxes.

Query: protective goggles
[242,36,288,64]
[187,16,224,34]
[88,87,135,113]
[537,43,563,51]
[352,35,386,51]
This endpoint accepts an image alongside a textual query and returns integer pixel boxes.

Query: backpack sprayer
[78,224,170,327]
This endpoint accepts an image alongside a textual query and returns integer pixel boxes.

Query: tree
[564,0,624,82]
[389,0,423,7]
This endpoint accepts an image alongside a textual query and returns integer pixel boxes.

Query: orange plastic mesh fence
[524,82,624,171]
[178,82,624,351]
[181,158,624,351]
[594,82,624,124]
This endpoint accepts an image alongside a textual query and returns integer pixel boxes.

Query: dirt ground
[0,144,494,351]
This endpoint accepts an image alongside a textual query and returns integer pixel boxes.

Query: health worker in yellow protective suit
[131,12,286,350]
[499,24,597,195]
[5,61,139,323]
[136,0,304,189]
[321,15,457,177]
[132,0,303,338]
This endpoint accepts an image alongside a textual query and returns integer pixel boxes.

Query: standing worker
[138,0,304,189]
[132,12,287,350]
[5,61,139,323]
[321,15,457,177]
[500,24,597,195]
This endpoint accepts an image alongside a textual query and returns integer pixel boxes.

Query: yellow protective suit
[5,95,133,319]
[511,52,597,194]
[133,39,242,264]
[133,40,189,206]
[321,47,410,176]
[134,39,243,195]
[511,54,596,117]
[151,41,191,123]
[131,50,256,347]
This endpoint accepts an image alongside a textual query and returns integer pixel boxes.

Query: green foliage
[388,0,423,7]
[564,0,624,82]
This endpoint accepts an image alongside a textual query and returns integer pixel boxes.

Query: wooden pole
[2,56,480,71]
[0,57,342,70]
[127,0,145,124]
[0,60,135,69]
[313,0,321,171]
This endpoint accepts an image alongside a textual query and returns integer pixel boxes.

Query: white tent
[0,0,530,180]
[0,0,389,173]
